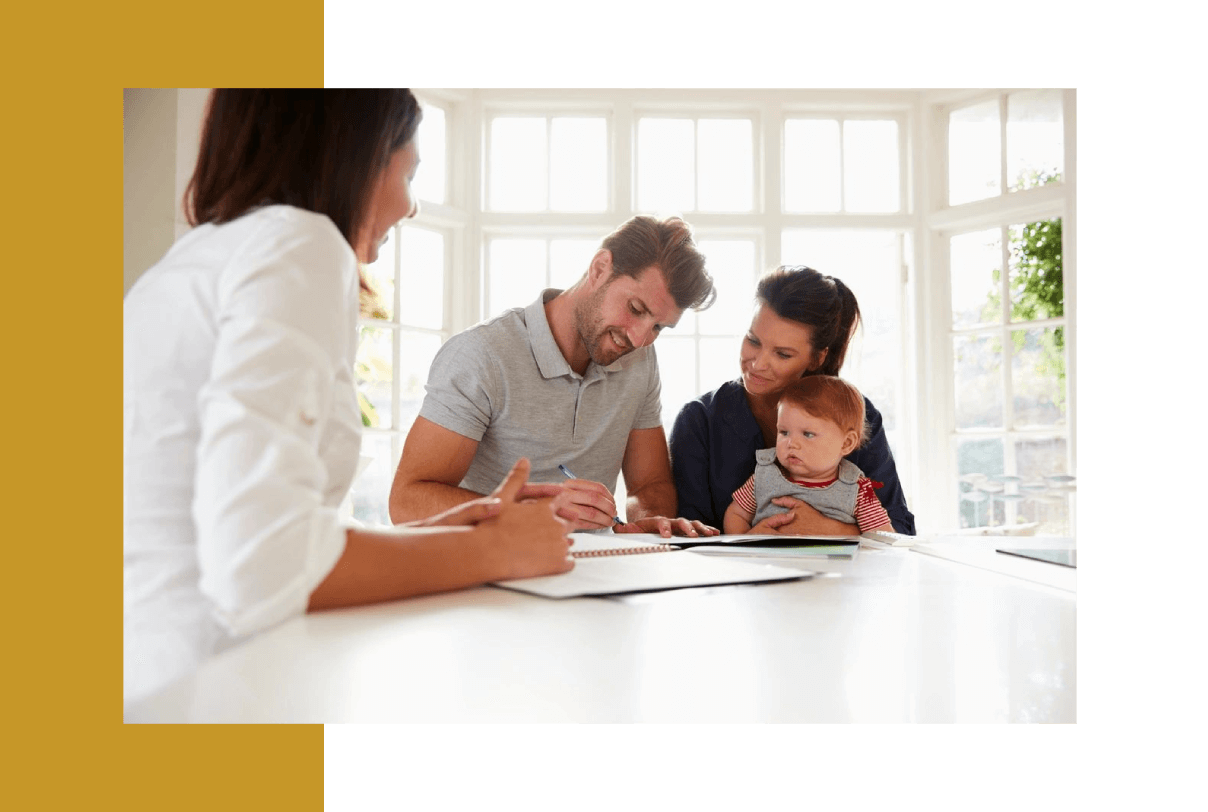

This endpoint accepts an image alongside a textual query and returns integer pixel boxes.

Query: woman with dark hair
[124,90,573,705]
[669,265,915,534]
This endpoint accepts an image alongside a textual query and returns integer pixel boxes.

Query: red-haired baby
[723,375,895,535]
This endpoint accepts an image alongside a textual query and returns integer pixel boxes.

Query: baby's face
[775,403,857,482]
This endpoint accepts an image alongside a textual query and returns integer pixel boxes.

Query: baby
[723,375,895,535]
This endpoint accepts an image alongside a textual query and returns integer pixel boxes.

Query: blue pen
[557,464,624,525]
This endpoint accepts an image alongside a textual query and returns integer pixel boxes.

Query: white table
[125,536,1076,723]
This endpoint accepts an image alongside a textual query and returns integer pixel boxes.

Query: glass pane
[550,117,607,212]
[1008,218,1063,322]
[398,331,442,434]
[697,118,753,211]
[1014,436,1072,535]
[489,117,547,211]
[699,336,740,398]
[550,239,598,292]
[843,119,900,212]
[351,431,394,528]
[953,334,1003,429]
[637,118,694,213]
[784,119,841,212]
[957,437,1005,528]
[950,228,1002,328]
[413,104,446,205]
[779,228,901,425]
[655,336,696,430]
[1007,89,1063,191]
[1012,327,1067,427]
[487,239,546,318]
[696,240,756,336]
[397,226,444,330]
[361,228,396,321]
[356,326,394,429]
[948,99,1001,205]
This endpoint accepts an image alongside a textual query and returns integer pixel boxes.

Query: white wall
[122,88,209,294]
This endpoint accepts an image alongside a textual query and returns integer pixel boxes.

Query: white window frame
[914,89,1077,532]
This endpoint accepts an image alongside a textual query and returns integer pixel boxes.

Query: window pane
[550,239,598,291]
[957,437,1005,528]
[1008,218,1063,322]
[637,118,694,213]
[550,117,607,212]
[953,334,1003,429]
[697,118,753,211]
[843,119,900,212]
[655,336,696,430]
[949,99,1001,205]
[1007,89,1063,191]
[351,432,394,528]
[1012,327,1067,428]
[696,240,755,336]
[784,119,841,212]
[397,226,444,330]
[489,117,547,211]
[361,228,396,321]
[950,228,1002,328]
[487,239,546,318]
[356,326,394,429]
[1014,436,1072,535]
[413,104,446,205]
[399,331,442,434]
[699,336,740,398]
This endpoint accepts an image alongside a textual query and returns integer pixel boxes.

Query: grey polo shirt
[418,289,664,494]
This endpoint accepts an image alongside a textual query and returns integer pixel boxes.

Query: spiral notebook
[491,532,812,598]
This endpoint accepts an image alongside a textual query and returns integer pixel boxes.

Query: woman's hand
[614,517,720,538]
[749,497,858,536]
[474,458,576,581]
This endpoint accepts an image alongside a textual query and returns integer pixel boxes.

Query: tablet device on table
[995,548,1076,568]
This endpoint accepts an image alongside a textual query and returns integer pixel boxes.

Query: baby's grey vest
[750,448,864,527]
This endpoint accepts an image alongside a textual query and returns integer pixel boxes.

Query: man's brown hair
[599,215,716,311]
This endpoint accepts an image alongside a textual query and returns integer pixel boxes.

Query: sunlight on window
[844,119,900,212]
[637,118,694,213]
[413,104,446,205]
[781,229,902,431]
[949,99,1001,205]
[397,227,444,330]
[550,117,607,211]
[949,228,1002,328]
[355,327,394,429]
[1011,327,1066,427]
[398,331,442,431]
[695,239,756,336]
[699,336,739,395]
[784,119,841,212]
[487,239,546,317]
[489,117,547,211]
[697,119,753,211]
[1007,90,1063,191]
[362,228,396,321]
[655,336,696,429]
[953,334,1003,429]
[550,239,598,291]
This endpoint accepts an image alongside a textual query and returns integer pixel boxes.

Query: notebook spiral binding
[570,543,679,559]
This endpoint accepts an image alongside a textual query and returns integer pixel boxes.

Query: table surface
[125,536,1076,723]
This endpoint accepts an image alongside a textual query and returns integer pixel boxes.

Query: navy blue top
[669,379,916,534]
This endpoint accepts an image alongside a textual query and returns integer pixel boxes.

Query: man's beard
[574,284,634,367]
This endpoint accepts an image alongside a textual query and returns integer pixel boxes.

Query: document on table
[491,533,813,598]
[670,533,861,559]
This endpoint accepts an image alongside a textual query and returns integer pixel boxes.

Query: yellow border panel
[6,2,323,810]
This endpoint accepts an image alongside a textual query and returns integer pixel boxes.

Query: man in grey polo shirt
[389,215,721,537]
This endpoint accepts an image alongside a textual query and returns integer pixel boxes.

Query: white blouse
[123,205,362,706]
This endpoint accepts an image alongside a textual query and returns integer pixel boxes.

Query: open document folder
[491,533,813,599]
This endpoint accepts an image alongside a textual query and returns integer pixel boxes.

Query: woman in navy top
[669,266,916,534]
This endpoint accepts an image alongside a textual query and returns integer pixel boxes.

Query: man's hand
[614,516,720,538]
[550,476,622,531]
